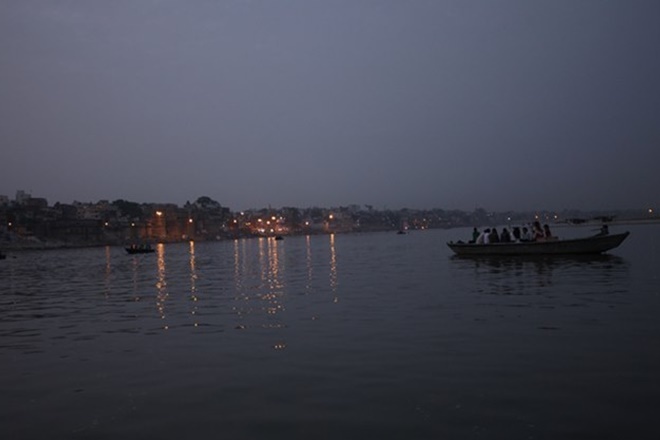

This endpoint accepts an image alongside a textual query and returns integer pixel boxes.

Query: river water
[1,225,659,439]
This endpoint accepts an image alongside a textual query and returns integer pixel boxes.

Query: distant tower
[15,190,31,204]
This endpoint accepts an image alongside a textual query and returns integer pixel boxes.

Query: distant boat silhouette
[125,244,155,254]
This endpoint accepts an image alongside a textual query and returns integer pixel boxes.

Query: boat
[447,232,629,256]
[125,244,155,254]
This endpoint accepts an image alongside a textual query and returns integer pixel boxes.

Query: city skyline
[2,1,659,212]
[1,188,656,218]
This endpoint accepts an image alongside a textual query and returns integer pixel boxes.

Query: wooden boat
[125,245,155,254]
[447,232,629,256]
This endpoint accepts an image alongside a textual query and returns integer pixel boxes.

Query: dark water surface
[2,225,660,439]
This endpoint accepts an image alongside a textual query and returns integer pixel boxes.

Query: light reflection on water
[69,235,344,336]
[155,243,167,324]
[224,235,340,346]
[329,233,338,301]
[189,241,198,327]
[1,227,660,439]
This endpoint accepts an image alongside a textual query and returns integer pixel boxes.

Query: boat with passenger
[447,231,629,256]
[125,244,155,254]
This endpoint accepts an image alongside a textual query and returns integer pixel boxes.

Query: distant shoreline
[0,228,393,252]
[2,219,659,253]
[552,218,660,228]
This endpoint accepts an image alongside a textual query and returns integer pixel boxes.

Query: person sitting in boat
[512,227,521,242]
[532,221,545,241]
[596,224,609,236]
[476,228,490,244]
[521,227,532,241]
[471,227,480,243]
[543,224,555,240]
[500,228,512,243]
[489,227,500,243]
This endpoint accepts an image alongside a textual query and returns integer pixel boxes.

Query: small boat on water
[125,244,155,254]
[447,232,629,256]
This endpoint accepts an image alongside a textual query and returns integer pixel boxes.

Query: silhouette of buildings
[0,189,657,249]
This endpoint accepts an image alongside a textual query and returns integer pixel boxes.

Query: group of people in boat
[128,243,153,251]
[470,221,555,245]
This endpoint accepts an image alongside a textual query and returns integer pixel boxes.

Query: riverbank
[3,218,658,253]
[0,228,393,252]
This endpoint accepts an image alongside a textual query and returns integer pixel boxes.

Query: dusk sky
[2,1,659,212]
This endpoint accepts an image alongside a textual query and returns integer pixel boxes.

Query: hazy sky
[1,1,659,211]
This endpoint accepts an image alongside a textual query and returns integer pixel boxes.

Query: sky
[1,0,659,212]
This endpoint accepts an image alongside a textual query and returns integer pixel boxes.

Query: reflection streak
[228,234,343,346]
[189,241,198,327]
[329,234,338,301]
[156,243,167,325]
[265,238,284,315]
[306,235,313,293]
